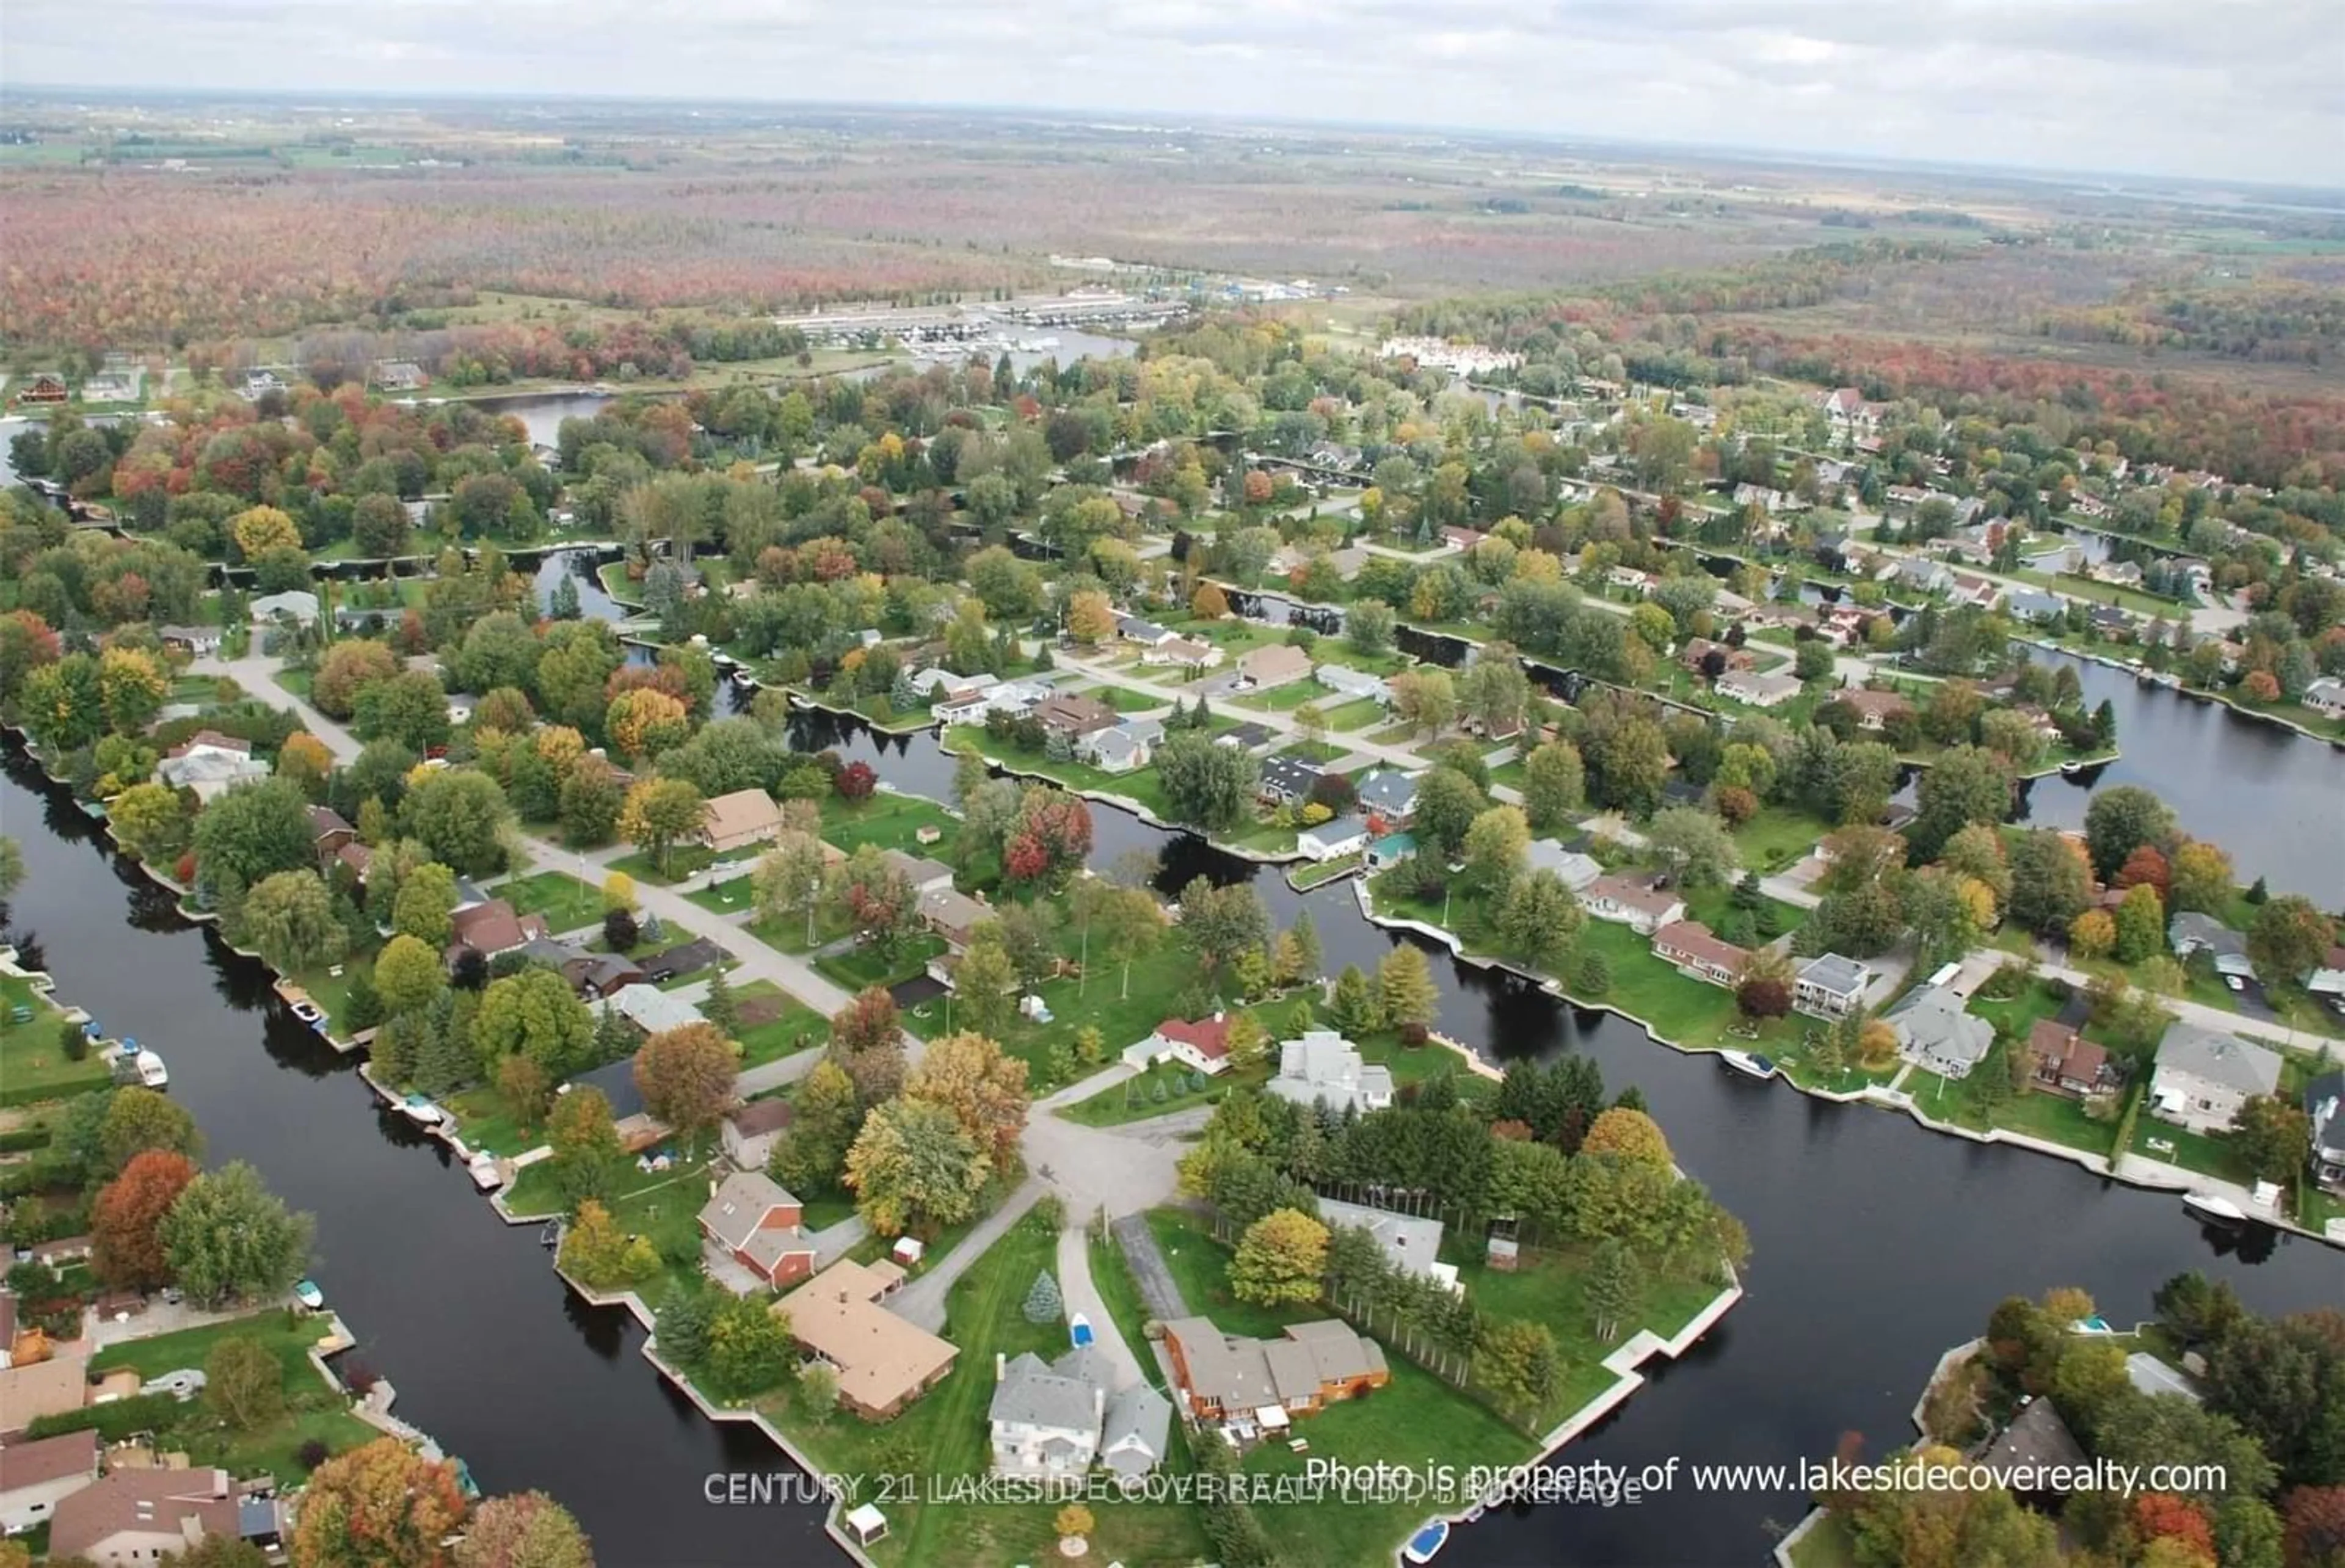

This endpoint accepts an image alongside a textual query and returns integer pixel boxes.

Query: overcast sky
[7,0,2340,186]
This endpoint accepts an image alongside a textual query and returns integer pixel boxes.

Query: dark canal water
[2,688,2340,1566]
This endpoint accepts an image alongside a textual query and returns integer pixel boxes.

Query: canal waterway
[0,666,2338,1566]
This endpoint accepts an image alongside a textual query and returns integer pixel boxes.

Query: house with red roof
[1127,1015,1234,1076]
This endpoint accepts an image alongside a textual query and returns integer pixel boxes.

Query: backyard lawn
[0,977,109,1105]
[732,980,828,1068]
[1321,697,1387,732]
[1729,805,1834,875]
[820,791,962,860]
[443,1083,545,1158]
[500,870,606,935]
[604,846,719,887]
[816,933,948,995]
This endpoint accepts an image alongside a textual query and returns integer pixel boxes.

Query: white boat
[1718,1050,1777,1080]
[399,1094,446,1127]
[131,1048,169,1089]
[2183,1192,2247,1225]
[2059,760,2084,776]
[467,1152,504,1191]
[729,666,759,687]
[294,1278,325,1310]
[1403,1520,1450,1564]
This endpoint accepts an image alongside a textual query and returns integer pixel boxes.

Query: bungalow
[1651,921,1748,987]
[699,789,784,856]
[722,1099,794,1172]
[2028,1020,2112,1100]
[2148,1021,2281,1135]
[918,884,992,951]
[46,1467,270,1568]
[1257,753,1323,807]
[1033,691,1121,742]
[2305,1072,2344,1195]
[2087,604,2137,638]
[1606,567,1654,595]
[157,623,222,656]
[1949,572,1999,608]
[1162,1317,1389,1430]
[1314,663,1390,704]
[1216,721,1275,752]
[2004,587,2065,624]
[910,666,990,700]
[1354,770,1420,824]
[561,951,647,1000]
[2304,678,2345,718]
[2091,560,2145,589]
[1522,838,1602,891]
[1441,526,1488,552]
[158,733,272,804]
[1583,875,1686,935]
[1681,638,1756,675]
[774,1258,958,1420]
[1885,984,1994,1080]
[1140,636,1224,671]
[445,899,550,965]
[609,982,704,1037]
[1793,953,1870,1019]
[0,1337,90,1433]
[1132,1015,1234,1075]
[1080,718,1161,774]
[1837,689,1914,731]
[698,1171,816,1290]
[1894,558,1955,597]
[1316,1197,1459,1294]
[1236,644,1314,691]
[0,1429,98,1536]
[1268,1031,1393,1116]
[247,589,320,628]
[1715,669,1803,708]
[1116,615,1177,648]
[2168,912,2256,980]
[1296,815,1369,862]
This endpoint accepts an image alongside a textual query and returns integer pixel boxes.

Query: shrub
[59,1017,90,1062]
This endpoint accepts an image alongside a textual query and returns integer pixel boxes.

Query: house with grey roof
[1297,815,1369,862]
[1794,953,1871,1018]
[1885,984,1993,1080]
[1100,1383,1172,1479]
[1268,1031,1392,1116]
[1523,839,1602,892]
[2004,587,2065,624]
[1354,771,1420,822]
[2304,1072,2344,1195]
[989,1348,1108,1476]
[1314,663,1390,705]
[2168,912,2255,979]
[1317,1197,1459,1294]
[2150,1021,2281,1134]
[1081,717,1162,775]
[247,589,319,627]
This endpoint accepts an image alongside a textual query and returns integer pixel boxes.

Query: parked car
[2224,975,2245,993]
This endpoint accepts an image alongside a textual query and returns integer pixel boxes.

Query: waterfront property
[1793,953,1870,1019]
[1583,874,1687,935]
[1160,1316,1390,1438]
[1524,838,1602,891]
[47,1466,282,1568]
[1650,921,1750,989]
[2168,912,2257,981]
[698,1171,817,1291]
[773,1258,958,1420]
[1296,814,1370,862]
[989,1347,1111,1476]
[2029,1020,2114,1100]
[1885,984,1994,1080]
[2148,1020,2283,1134]
[1315,1198,1459,1294]
[697,788,785,856]
[446,898,551,965]
[2305,1072,2344,1195]
[1267,1031,1394,1116]
[1354,770,1420,824]
[1127,1014,1234,1075]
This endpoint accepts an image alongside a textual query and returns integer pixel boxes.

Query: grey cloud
[4,0,2338,183]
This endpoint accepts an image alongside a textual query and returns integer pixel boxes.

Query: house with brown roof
[1651,921,1750,987]
[721,1099,793,1172]
[1837,689,1914,731]
[444,899,550,965]
[1140,636,1224,671]
[1033,692,1121,742]
[1681,638,1756,676]
[308,805,355,866]
[0,1428,99,1534]
[698,1171,816,1291]
[1161,1317,1389,1432]
[774,1258,959,1420]
[880,851,956,896]
[698,789,784,856]
[46,1466,267,1568]
[1235,644,1313,691]
[2029,1020,2111,1100]
[918,884,992,951]
[1583,876,1687,935]
[0,1338,90,1435]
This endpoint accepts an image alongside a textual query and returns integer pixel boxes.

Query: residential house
[1314,663,1391,705]
[0,1429,98,1534]
[1651,921,1749,988]
[2148,1021,2281,1135]
[881,851,956,897]
[1267,1031,1393,1116]
[2087,605,2137,638]
[918,884,992,952]
[156,624,222,656]
[1583,875,1686,935]
[561,951,647,999]
[1236,644,1313,691]
[156,732,271,804]
[1033,692,1121,744]
[699,789,784,856]
[1885,984,1994,1080]
[1681,638,1756,676]
[1606,567,1654,595]
[1837,689,1914,731]
[1215,721,1275,752]
[1116,615,1176,648]
[1523,839,1602,891]
[1894,558,1955,597]
[2303,678,2345,718]
[1817,387,1882,435]
[2168,913,2256,980]
[698,1171,816,1290]
[1949,572,1999,608]
[2305,1072,2344,1195]
[722,1099,794,1172]
[0,1338,90,1433]
[1257,754,1323,807]
[1317,1198,1459,1294]
[12,372,70,405]
[240,369,285,399]
[609,982,704,1037]
[1141,636,1224,672]
[1100,1384,1174,1479]
[1441,526,1488,552]
[1794,954,1870,1019]
[1981,1398,2087,1497]
[1161,1317,1389,1430]
[1131,1015,1234,1075]
[370,359,427,391]
[1080,718,1162,775]
[46,1467,271,1568]
[308,805,355,868]
[2005,587,2065,625]
[1296,815,1369,862]
[247,589,319,628]
[445,899,550,965]
[1354,771,1420,824]
[936,679,1044,727]
[773,1258,958,1420]
[989,1348,1109,1476]
[2092,560,2145,589]
[1715,669,1802,708]
[2028,1020,2112,1100]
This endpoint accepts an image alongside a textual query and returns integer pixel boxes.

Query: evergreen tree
[1585,1239,1645,1342]
[550,574,582,621]
[1023,1269,1064,1324]
[592,1003,631,1066]
[1571,949,1611,996]
[1289,910,1322,981]
[1330,965,1381,1035]
[415,1009,474,1097]
[702,967,741,1039]
[343,966,384,1033]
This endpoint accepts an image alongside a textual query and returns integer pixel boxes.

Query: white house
[1080,718,1162,775]
[247,589,319,628]
[2149,1021,2282,1135]
[1582,875,1685,935]
[1267,1031,1392,1116]
[2305,678,2345,718]
[1129,1015,1234,1075]
[1317,1197,1460,1294]
[156,733,272,804]
[990,1349,1106,1476]
[1794,953,1870,1019]
[1314,663,1391,705]
[1715,669,1803,708]
[1354,771,1420,823]
[1296,815,1369,862]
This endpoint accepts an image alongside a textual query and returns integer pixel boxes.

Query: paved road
[890,1175,1046,1333]
[2034,957,2317,1051]
[1055,1224,1144,1393]
[1107,1213,1188,1323]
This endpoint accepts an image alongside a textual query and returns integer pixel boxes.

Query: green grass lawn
[1231,680,1324,713]
[1292,851,1365,889]
[815,934,948,995]
[443,1083,545,1158]
[732,980,828,1068]
[686,875,758,920]
[1486,759,1527,792]
[1729,805,1834,875]
[820,791,962,860]
[906,932,1200,1095]
[942,725,1177,819]
[1079,682,1168,714]
[1276,739,1345,765]
[1318,697,1387,732]
[0,978,109,1105]
[606,846,718,886]
[1060,1011,1475,1128]
[281,944,378,1038]
[2129,1114,2253,1186]
[500,870,606,935]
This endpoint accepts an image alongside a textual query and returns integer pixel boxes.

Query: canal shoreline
[2017,636,2345,748]
[1349,882,2345,1257]
[937,730,1309,865]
